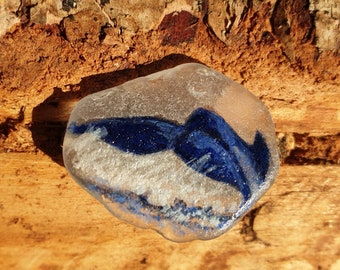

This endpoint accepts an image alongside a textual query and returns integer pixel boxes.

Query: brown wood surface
[0,153,339,269]
[0,1,339,269]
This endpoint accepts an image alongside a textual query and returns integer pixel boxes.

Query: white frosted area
[64,131,243,215]
[63,63,280,242]
[68,63,227,125]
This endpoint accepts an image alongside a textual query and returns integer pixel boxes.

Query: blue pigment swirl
[68,108,270,201]
[86,182,231,232]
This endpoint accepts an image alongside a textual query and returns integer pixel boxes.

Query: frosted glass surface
[63,63,280,242]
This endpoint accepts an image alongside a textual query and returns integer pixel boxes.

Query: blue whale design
[68,108,270,201]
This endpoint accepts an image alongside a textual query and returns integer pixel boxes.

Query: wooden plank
[0,153,339,269]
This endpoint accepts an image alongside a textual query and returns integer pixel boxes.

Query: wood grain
[0,1,339,269]
[0,153,339,269]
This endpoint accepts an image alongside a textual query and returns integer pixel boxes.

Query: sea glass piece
[63,63,280,242]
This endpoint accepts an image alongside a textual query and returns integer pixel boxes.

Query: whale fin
[173,108,254,200]
[173,129,251,201]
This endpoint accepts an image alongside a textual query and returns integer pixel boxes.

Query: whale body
[68,108,270,202]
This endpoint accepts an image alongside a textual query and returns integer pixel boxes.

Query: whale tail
[251,131,270,183]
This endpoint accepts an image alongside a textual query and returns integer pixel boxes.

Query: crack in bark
[279,132,340,165]
[0,107,25,138]
[15,0,37,25]
[92,0,117,27]
[240,203,270,245]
